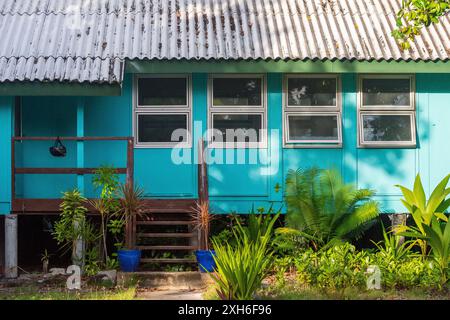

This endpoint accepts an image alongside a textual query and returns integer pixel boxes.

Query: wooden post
[76,99,85,193]
[125,138,135,249]
[11,138,15,207]
[74,99,85,269]
[196,138,209,250]
[5,214,18,278]
[197,138,209,203]
[391,213,408,245]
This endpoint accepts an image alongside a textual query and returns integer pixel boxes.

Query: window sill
[357,144,417,149]
[283,143,343,149]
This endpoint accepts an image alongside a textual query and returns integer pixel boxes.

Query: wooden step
[137,245,197,251]
[136,220,194,226]
[140,199,197,213]
[142,208,193,214]
[141,258,197,264]
[137,232,195,238]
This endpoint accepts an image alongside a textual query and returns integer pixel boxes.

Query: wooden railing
[11,136,134,213]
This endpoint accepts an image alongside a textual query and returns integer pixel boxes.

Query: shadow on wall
[283,69,437,213]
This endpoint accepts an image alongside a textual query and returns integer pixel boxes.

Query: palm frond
[335,200,380,239]
[284,167,380,247]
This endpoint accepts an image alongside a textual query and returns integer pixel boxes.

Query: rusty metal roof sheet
[1,0,449,84]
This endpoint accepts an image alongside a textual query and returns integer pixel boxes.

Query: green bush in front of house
[281,167,380,250]
[263,169,450,297]
[209,213,279,300]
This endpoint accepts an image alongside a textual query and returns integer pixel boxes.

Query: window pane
[362,114,413,142]
[287,78,337,106]
[138,78,187,106]
[138,114,187,143]
[288,115,339,141]
[213,78,262,106]
[362,78,410,106]
[212,114,262,143]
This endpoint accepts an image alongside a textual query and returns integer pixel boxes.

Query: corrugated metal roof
[1,0,450,84]
[0,57,123,84]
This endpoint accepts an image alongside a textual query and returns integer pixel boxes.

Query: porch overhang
[0,82,122,96]
[126,59,450,74]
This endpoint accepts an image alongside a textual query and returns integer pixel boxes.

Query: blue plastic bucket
[195,250,216,273]
[117,249,141,272]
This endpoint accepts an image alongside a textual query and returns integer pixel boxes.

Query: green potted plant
[191,201,216,272]
[116,182,145,272]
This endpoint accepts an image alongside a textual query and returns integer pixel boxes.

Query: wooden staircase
[135,200,199,268]
[132,140,209,270]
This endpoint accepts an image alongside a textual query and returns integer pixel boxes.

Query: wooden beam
[14,168,127,174]
[13,136,131,141]
[77,99,85,193]
[12,198,196,214]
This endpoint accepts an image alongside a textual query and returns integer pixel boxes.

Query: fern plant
[281,168,379,249]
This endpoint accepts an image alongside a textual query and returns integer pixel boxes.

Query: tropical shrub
[371,252,440,290]
[88,166,121,266]
[235,207,280,244]
[424,216,450,286]
[272,257,295,288]
[402,215,450,287]
[291,242,441,291]
[395,173,450,256]
[209,213,279,300]
[116,182,145,250]
[282,168,379,249]
[372,223,415,266]
[294,243,370,290]
[272,229,309,257]
[53,189,100,272]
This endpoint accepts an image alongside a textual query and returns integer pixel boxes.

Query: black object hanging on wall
[49,137,67,157]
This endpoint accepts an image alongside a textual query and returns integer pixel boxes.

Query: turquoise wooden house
[1,0,450,274]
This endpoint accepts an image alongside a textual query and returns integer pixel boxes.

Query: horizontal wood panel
[13,136,132,141]
[15,168,127,174]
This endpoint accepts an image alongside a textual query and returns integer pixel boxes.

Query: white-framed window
[208,74,266,148]
[283,74,342,147]
[134,75,191,148]
[358,75,416,147]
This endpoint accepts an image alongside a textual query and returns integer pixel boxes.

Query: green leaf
[413,174,426,211]
[396,185,417,209]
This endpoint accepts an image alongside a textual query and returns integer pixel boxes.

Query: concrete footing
[0,216,4,276]
[5,215,18,278]
[117,271,213,290]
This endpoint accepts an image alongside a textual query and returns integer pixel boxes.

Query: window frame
[283,74,342,148]
[358,111,417,147]
[358,74,416,148]
[208,74,267,149]
[359,74,415,111]
[133,74,192,148]
[285,112,342,145]
[285,74,341,111]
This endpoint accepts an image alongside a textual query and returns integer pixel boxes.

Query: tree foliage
[393,0,450,49]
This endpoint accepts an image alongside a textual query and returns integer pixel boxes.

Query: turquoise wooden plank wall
[0,97,13,214]
[1,73,449,214]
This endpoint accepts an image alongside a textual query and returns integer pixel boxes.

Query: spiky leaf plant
[282,168,379,249]
[191,201,215,250]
